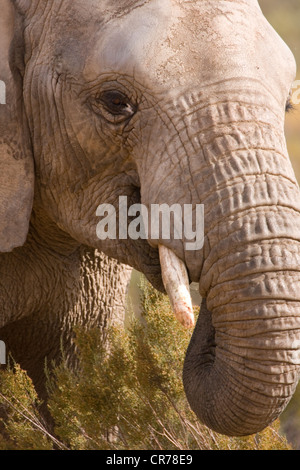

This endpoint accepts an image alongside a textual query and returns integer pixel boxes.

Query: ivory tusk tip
[174,306,195,329]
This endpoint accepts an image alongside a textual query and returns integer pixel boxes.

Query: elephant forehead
[82,0,295,95]
[83,0,181,83]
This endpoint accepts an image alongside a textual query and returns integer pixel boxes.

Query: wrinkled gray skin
[1,0,300,437]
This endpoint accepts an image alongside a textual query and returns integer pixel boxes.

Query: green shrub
[0,363,55,450]
[0,279,292,450]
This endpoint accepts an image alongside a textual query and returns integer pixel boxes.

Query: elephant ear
[0,0,34,252]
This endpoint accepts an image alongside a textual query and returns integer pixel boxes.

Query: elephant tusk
[158,244,195,328]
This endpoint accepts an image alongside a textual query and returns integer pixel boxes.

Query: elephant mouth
[158,244,195,329]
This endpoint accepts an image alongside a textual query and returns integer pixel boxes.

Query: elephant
[1,0,300,438]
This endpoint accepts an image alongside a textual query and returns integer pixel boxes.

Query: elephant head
[1,0,300,436]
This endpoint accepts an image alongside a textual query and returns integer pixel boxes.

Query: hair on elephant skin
[1,0,300,437]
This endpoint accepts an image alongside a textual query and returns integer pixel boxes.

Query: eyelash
[285,97,294,113]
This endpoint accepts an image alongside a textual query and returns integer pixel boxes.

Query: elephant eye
[92,90,137,123]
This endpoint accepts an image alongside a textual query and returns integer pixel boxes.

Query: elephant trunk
[183,295,300,436]
[181,144,300,435]
[144,95,300,436]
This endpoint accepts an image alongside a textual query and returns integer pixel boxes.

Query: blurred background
[259,0,300,179]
